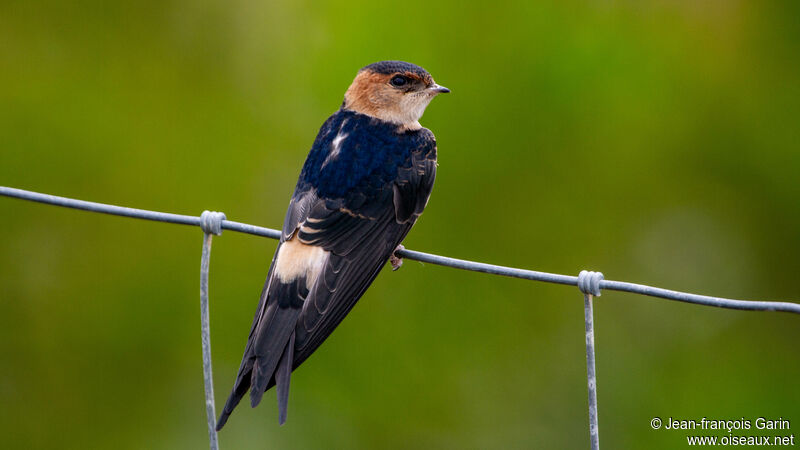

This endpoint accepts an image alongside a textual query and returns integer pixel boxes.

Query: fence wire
[2,185,799,450]
[4,186,797,313]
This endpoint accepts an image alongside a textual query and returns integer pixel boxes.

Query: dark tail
[215,362,252,431]
[215,331,296,430]
[275,331,296,425]
[216,275,305,430]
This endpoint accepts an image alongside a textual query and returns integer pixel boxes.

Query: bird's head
[343,61,449,130]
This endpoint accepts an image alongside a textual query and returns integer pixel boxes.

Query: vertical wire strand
[200,232,220,450]
[584,293,599,450]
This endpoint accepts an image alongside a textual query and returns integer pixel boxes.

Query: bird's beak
[428,84,451,94]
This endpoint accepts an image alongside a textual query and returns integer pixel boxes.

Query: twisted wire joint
[578,270,604,297]
[200,211,226,236]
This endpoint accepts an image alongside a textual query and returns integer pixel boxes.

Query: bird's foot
[390,244,405,271]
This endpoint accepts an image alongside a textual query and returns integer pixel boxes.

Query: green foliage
[1,1,798,448]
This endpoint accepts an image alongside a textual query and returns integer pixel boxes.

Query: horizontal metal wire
[2,185,799,315]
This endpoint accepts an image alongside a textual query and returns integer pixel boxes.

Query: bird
[216,60,449,429]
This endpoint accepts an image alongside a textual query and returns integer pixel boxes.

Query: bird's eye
[390,76,407,87]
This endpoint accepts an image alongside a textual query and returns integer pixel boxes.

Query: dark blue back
[296,110,435,202]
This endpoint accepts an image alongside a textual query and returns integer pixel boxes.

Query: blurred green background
[2,0,799,448]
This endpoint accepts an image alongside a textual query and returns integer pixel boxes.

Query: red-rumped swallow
[216,61,448,429]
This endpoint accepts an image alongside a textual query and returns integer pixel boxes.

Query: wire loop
[200,210,226,236]
[578,270,604,297]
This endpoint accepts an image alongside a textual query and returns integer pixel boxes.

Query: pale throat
[343,93,431,129]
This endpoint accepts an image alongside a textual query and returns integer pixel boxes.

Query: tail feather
[216,363,252,431]
[249,301,302,408]
[217,267,304,429]
[275,331,296,425]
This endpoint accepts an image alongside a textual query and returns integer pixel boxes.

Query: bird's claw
[390,245,405,271]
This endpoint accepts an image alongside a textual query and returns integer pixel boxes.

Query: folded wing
[216,127,437,429]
